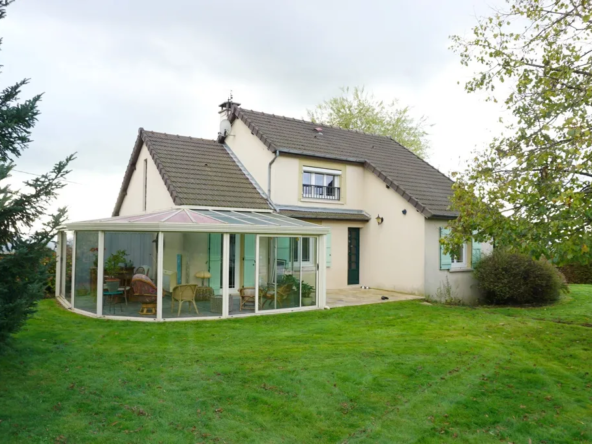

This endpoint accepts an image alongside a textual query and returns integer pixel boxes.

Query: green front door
[348,228,360,285]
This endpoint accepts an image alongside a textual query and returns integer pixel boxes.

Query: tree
[0,0,74,343]
[307,86,430,159]
[447,0,592,264]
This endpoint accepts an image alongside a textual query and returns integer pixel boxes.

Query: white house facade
[55,100,491,323]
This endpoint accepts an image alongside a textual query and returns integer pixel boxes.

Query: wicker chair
[260,284,292,309]
[131,274,157,315]
[172,284,199,316]
[238,287,256,311]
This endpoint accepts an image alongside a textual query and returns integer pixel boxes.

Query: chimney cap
[219,100,241,110]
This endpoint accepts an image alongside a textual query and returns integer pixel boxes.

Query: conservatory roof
[63,208,330,235]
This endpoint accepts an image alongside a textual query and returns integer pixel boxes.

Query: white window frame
[450,243,467,269]
[302,167,341,200]
[255,235,320,313]
[291,237,314,267]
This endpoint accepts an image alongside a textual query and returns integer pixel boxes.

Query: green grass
[1,286,591,443]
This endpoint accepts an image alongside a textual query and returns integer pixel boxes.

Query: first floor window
[302,167,341,200]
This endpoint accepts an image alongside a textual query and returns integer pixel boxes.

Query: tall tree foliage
[308,86,430,159]
[0,0,74,343]
[447,0,592,264]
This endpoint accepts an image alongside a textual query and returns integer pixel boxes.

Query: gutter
[268,150,280,201]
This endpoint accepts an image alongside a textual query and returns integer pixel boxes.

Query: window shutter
[208,234,222,292]
[243,234,256,287]
[277,237,290,263]
[472,240,481,268]
[439,227,452,270]
[326,232,332,268]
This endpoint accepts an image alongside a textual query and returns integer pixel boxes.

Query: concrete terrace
[326,288,423,308]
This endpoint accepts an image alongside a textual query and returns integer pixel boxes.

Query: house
[54,100,490,322]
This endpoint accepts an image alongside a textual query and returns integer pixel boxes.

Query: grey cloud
[2,0,499,178]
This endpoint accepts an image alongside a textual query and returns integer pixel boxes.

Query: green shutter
[243,234,256,287]
[208,234,222,293]
[439,227,452,270]
[277,237,290,263]
[471,240,481,268]
[326,232,332,267]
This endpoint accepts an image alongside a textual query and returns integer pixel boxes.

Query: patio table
[103,290,124,314]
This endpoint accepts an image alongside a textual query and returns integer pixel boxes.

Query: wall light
[376,215,384,225]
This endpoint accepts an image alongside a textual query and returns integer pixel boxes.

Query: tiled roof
[233,108,457,218]
[112,129,271,216]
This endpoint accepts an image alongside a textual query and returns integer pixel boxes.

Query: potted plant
[104,250,128,293]
[301,282,316,306]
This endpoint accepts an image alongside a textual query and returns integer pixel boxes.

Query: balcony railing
[302,184,341,201]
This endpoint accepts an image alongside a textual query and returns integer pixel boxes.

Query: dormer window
[302,166,341,201]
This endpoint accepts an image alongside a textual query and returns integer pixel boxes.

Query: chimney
[217,94,240,143]
[218,94,240,121]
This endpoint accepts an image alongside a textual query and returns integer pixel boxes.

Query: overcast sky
[2,0,506,224]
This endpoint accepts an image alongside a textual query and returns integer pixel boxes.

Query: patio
[55,208,329,321]
[326,288,423,308]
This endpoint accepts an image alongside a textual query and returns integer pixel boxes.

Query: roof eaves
[274,147,365,164]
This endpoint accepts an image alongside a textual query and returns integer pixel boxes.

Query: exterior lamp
[376,215,384,225]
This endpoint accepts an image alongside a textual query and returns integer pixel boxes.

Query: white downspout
[268,151,280,202]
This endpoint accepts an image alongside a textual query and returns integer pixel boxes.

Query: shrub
[558,263,592,284]
[474,250,568,305]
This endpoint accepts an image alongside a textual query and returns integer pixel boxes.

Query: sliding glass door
[256,236,318,312]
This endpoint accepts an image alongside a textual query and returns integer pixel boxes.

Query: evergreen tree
[0,0,74,343]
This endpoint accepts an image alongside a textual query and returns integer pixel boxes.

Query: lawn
[1,287,591,443]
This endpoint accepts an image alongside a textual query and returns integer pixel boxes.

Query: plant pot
[302,297,314,306]
[104,278,120,293]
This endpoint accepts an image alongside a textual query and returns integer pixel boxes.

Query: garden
[1,284,591,443]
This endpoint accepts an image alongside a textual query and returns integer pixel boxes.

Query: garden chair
[131,274,157,315]
[172,284,199,316]
[238,287,256,311]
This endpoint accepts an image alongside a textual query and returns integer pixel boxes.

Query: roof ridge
[142,129,219,144]
[238,107,403,141]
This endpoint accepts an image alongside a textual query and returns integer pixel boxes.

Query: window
[143,159,148,211]
[302,167,341,200]
[291,237,313,264]
[440,227,471,270]
[450,243,467,269]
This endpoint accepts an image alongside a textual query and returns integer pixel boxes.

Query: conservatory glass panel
[301,238,318,307]
[103,232,158,318]
[73,231,98,314]
[64,231,73,303]
[258,236,303,311]
[163,232,224,318]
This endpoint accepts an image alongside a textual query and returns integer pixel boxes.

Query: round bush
[474,250,567,305]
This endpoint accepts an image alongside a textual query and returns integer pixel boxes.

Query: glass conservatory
[54,208,329,321]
